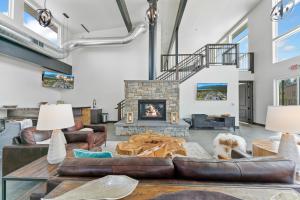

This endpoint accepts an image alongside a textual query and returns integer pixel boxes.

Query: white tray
[43,175,139,200]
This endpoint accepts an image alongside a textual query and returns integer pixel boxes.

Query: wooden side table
[252,139,279,157]
[2,156,58,200]
[252,139,300,157]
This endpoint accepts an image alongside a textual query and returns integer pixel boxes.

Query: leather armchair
[65,120,107,148]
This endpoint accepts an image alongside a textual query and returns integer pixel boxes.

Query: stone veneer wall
[124,80,180,122]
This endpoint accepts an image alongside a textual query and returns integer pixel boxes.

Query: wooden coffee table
[2,156,58,200]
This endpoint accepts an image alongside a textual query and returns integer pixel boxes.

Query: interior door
[239,81,253,123]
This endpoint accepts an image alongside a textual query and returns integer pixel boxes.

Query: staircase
[116,43,240,120]
[157,44,239,83]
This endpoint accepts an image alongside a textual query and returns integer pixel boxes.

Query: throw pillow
[73,149,113,158]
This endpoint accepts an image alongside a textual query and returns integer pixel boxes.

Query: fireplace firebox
[138,100,166,121]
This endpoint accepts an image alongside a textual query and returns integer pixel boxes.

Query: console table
[2,156,58,200]
[191,114,235,130]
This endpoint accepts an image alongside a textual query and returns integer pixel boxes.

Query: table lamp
[37,104,74,164]
[266,106,300,171]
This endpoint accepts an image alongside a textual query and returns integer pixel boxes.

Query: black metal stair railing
[115,99,125,121]
[157,44,239,83]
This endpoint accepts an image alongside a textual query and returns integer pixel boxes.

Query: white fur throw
[213,133,246,159]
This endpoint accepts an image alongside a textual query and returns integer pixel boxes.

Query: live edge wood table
[2,156,58,200]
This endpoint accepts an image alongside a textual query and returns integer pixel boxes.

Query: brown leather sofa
[30,156,296,200]
[2,124,106,176]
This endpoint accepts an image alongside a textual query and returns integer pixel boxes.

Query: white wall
[248,0,300,124]
[180,65,239,125]
[61,27,149,121]
[0,55,62,107]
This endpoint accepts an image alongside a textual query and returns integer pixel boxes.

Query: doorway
[239,81,253,124]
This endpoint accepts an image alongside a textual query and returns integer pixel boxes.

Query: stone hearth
[115,80,189,136]
[115,120,189,136]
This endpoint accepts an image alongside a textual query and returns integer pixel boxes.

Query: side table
[2,156,58,200]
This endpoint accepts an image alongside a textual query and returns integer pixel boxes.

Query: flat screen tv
[42,71,74,89]
[196,83,227,101]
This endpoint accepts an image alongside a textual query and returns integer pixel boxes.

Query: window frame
[23,0,62,46]
[274,76,300,106]
[272,0,300,63]
[0,0,12,18]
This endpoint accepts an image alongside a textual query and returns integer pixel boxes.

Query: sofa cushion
[58,157,174,179]
[173,157,295,184]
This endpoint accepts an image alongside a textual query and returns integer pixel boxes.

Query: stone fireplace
[115,80,189,136]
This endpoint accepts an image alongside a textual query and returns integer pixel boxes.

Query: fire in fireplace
[138,100,166,121]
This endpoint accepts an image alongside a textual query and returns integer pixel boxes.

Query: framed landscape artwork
[196,83,228,101]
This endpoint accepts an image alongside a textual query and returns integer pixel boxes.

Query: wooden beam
[116,0,133,32]
[166,0,187,55]
[0,36,72,74]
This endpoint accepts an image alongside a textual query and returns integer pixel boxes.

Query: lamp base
[47,129,67,164]
[278,133,300,171]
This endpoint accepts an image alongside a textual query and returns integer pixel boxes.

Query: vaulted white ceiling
[177,0,262,54]
[31,0,150,33]
[31,0,262,54]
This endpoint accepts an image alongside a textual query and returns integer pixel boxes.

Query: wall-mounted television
[196,83,227,101]
[42,71,74,89]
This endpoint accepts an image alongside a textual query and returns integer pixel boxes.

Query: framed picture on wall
[196,83,228,101]
[126,112,134,124]
[170,112,179,124]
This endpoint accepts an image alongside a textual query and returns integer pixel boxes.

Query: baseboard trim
[107,121,118,123]
[253,122,265,127]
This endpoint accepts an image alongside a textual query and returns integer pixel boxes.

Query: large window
[0,0,9,16]
[232,24,249,54]
[275,77,299,105]
[23,2,60,46]
[273,0,300,62]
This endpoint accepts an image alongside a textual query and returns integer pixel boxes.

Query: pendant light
[37,0,53,27]
[271,0,295,21]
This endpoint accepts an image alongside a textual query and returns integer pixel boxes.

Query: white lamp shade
[37,104,74,130]
[266,106,300,134]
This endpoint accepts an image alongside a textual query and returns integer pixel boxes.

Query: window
[23,2,60,46]
[273,0,300,62]
[232,24,249,54]
[275,77,299,105]
[231,23,249,70]
[0,0,9,16]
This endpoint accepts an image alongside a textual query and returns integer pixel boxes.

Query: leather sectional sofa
[31,156,296,199]
[2,123,107,176]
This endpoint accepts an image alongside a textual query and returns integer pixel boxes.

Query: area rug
[102,141,212,159]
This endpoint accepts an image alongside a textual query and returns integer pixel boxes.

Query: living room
[1,0,300,199]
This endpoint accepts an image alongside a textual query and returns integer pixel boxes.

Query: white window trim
[0,0,12,18]
[228,19,248,43]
